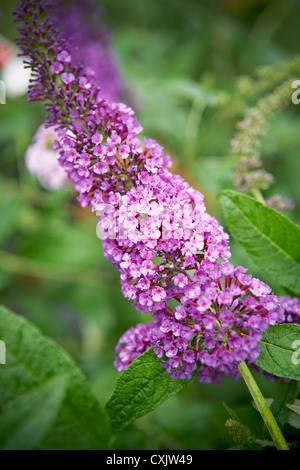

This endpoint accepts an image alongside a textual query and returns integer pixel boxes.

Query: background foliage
[0,0,299,449]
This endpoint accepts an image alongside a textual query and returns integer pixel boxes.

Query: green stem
[238,361,289,450]
[250,187,265,204]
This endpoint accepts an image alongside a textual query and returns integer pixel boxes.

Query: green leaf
[217,190,300,295]
[0,375,68,450]
[106,347,195,433]
[166,78,221,106]
[255,324,300,381]
[0,305,111,449]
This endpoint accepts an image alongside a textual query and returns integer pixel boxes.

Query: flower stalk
[238,360,289,450]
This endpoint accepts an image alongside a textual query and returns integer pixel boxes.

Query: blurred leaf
[286,400,300,430]
[255,324,300,381]
[270,380,298,429]
[286,400,300,415]
[193,156,234,195]
[19,218,103,268]
[0,304,111,449]
[222,402,241,422]
[217,190,300,295]
[287,413,300,430]
[106,347,195,433]
[166,78,222,106]
[0,375,68,450]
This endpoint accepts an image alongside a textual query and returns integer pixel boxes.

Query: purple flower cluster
[265,194,295,212]
[278,295,300,324]
[14,0,298,385]
[114,322,154,371]
[99,166,230,316]
[114,265,284,383]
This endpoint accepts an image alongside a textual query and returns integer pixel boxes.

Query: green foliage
[0,305,112,450]
[256,324,300,381]
[0,375,68,450]
[106,348,195,433]
[218,190,300,295]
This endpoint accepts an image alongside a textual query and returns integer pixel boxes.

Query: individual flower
[92,132,103,145]
[57,50,71,63]
[118,144,130,159]
[94,161,108,174]
[61,72,75,84]
[50,61,63,74]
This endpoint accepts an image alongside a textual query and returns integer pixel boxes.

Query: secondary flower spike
[24,0,127,190]
[14,0,287,384]
[51,0,126,103]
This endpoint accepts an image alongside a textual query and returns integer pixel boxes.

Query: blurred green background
[0,0,299,450]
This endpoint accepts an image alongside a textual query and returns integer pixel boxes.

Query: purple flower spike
[14,0,299,386]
